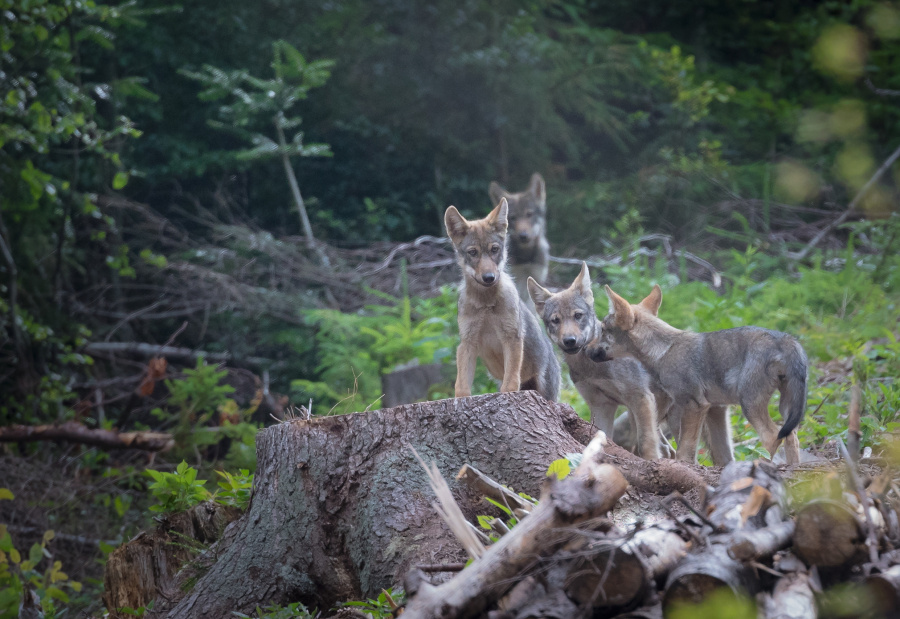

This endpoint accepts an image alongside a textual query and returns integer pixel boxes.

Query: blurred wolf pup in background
[489,173,550,304]
[527,263,734,464]
[591,285,808,465]
[444,198,561,402]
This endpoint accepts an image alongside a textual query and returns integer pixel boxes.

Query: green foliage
[0,490,81,619]
[179,40,333,164]
[0,0,145,417]
[145,461,211,514]
[590,218,900,462]
[215,469,254,510]
[231,601,316,619]
[292,287,460,414]
[340,587,406,619]
[667,589,757,619]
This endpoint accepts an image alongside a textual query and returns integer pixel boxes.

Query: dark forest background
[3,2,900,612]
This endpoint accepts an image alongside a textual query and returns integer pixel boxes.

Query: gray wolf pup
[445,198,561,401]
[489,173,550,303]
[591,285,807,464]
[528,264,733,464]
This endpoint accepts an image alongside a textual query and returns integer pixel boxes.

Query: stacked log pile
[403,432,900,619]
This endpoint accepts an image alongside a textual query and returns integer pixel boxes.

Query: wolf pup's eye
[551,316,561,325]
[490,244,500,254]
[467,248,477,257]
[574,312,583,320]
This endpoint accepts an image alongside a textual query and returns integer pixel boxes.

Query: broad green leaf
[546,458,571,480]
[112,171,129,190]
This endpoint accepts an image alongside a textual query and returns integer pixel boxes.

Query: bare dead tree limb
[790,143,900,261]
[83,342,272,368]
[0,421,173,451]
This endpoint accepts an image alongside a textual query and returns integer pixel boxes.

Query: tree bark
[104,502,241,614]
[146,392,589,618]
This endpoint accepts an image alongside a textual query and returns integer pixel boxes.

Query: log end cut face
[793,499,864,567]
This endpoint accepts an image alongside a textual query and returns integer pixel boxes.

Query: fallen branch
[790,142,900,261]
[84,341,271,368]
[0,421,173,452]
[403,432,628,619]
[456,464,535,513]
[728,521,795,562]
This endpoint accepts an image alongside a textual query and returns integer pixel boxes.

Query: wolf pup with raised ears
[591,285,807,464]
[444,198,560,401]
[489,173,550,305]
[528,263,734,464]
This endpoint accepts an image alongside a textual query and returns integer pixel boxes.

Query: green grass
[589,239,900,461]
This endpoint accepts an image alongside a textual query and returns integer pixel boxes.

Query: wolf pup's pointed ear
[605,285,635,330]
[639,284,663,316]
[573,261,593,301]
[488,181,507,205]
[528,173,546,202]
[527,277,551,314]
[444,206,468,244]
[487,197,509,233]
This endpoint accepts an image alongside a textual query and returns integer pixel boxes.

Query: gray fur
[594,287,808,464]
[489,173,550,306]
[446,200,560,402]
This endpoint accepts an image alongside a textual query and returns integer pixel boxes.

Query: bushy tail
[778,340,808,439]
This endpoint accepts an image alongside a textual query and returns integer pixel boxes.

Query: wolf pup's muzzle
[587,344,610,363]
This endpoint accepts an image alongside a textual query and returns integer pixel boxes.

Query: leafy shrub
[145,462,211,513]
[340,588,406,619]
[232,601,316,618]
[215,469,254,510]
[0,490,81,618]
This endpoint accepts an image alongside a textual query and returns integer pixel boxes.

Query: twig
[848,384,863,464]
[83,341,270,368]
[790,143,900,261]
[865,77,900,97]
[838,439,880,564]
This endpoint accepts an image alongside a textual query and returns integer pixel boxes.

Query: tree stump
[146,392,588,618]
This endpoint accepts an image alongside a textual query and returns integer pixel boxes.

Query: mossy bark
[147,392,587,618]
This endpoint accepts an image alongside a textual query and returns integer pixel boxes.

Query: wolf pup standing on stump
[528,263,734,464]
[590,285,808,465]
[444,198,561,402]
[489,173,550,304]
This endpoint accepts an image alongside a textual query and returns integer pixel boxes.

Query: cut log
[662,461,787,615]
[0,421,174,452]
[865,564,900,615]
[663,544,758,614]
[402,432,628,619]
[793,499,865,567]
[144,392,591,618]
[565,523,688,612]
[761,570,817,619]
[728,521,795,562]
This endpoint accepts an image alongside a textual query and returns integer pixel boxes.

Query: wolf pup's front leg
[455,340,477,397]
[500,336,524,392]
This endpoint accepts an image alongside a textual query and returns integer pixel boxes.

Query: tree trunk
[146,392,589,618]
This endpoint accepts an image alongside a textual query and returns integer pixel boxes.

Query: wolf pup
[591,285,807,465]
[489,173,550,304]
[445,198,561,402]
[528,264,734,464]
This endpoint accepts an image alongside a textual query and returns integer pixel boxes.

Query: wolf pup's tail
[777,339,808,440]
